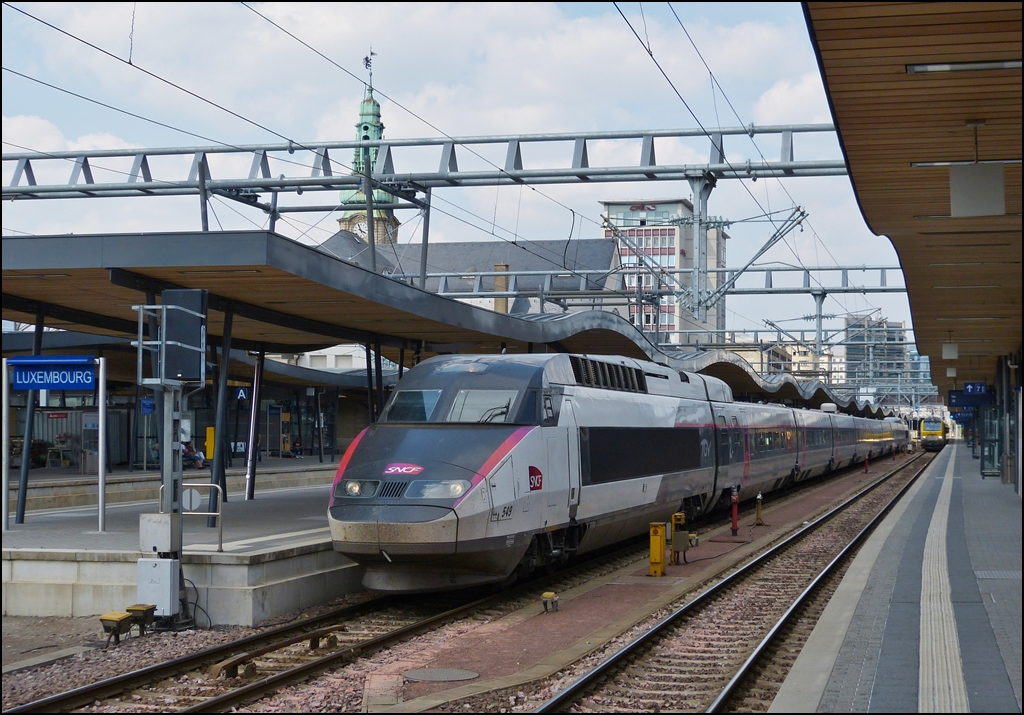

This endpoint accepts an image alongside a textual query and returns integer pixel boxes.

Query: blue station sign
[963,381,987,395]
[8,355,95,391]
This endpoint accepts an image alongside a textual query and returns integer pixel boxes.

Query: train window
[447,389,520,423]
[384,390,442,422]
[717,416,730,465]
[518,389,539,424]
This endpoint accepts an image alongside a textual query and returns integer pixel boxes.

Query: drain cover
[404,668,479,682]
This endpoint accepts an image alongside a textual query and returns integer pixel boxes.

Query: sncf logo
[384,463,424,476]
[528,466,543,491]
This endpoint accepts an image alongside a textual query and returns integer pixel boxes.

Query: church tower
[337,62,401,244]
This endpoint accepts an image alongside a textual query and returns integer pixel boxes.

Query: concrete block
[5,582,73,617]
[263,551,318,583]
[208,563,253,588]
[11,559,77,583]
[204,586,254,626]
[78,560,136,585]
[72,583,136,617]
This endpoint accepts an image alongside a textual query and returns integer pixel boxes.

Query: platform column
[374,336,385,417]
[244,349,264,500]
[209,311,232,525]
[15,312,43,525]
[97,357,107,532]
[2,358,9,531]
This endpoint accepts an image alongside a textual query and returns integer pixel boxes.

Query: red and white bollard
[730,487,739,537]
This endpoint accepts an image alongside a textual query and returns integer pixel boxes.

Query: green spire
[340,52,396,210]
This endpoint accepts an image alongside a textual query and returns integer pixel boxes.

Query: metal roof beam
[107,269,418,351]
[2,292,142,337]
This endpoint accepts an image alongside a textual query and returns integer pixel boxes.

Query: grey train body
[328,354,908,592]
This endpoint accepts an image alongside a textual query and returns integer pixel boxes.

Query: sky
[1,2,915,340]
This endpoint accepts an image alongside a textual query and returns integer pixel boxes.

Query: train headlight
[405,480,472,499]
[344,480,362,497]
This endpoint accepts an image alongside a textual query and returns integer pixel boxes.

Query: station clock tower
[338,77,400,244]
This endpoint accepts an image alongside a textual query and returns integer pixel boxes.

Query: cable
[184,577,212,629]
[239,3,614,242]
[666,3,871,318]
[4,3,319,152]
[0,66,352,180]
[5,10,612,290]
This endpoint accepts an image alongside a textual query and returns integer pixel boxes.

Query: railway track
[535,451,931,714]
[6,542,650,713]
[6,457,916,714]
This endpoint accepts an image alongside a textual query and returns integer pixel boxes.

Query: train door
[563,399,581,517]
[487,457,517,524]
[545,435,567,509]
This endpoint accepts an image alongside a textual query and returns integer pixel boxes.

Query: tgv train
[328,354,908,592]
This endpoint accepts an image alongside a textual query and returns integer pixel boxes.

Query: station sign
[963,382,987,395]
[948,389,992,408]
[140,397,155,415]
[8,355,94,391]
[951,411,975,423]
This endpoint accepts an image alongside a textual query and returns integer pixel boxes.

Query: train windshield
[922,419,942,431]
[386,390,443,422]
[446,389,519,423]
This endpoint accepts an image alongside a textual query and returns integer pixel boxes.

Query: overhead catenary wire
[238,3,614,236]
[665,2,872,318]
[5,3,617,292]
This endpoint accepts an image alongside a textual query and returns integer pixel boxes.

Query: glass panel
[384,390,442,422]
[446,389,519,423]
[405,480,472,499]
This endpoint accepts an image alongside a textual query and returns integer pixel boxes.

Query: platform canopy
[804,2,1022,399]
[2,229,888,416]
[1,230,660,365]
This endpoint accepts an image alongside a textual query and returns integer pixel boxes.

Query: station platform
[5,455,340,513]
[2,471,363,627]
[771,442,1022,713]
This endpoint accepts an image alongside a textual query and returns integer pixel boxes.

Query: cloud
[753,72,832,127]
[3,114,66,153]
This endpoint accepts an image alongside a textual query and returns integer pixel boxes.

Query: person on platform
[292,436,303,459]
[182,441,205,469]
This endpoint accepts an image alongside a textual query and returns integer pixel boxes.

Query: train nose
[330,504,458,560]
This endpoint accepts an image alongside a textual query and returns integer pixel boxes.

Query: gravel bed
[1,592,377,711]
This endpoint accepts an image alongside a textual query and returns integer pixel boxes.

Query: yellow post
[670,512,688,564]
[205,426,215,458]
[649,522,666,577]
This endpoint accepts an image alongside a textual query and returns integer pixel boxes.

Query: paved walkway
[771,442,1022,713]
[2,483,333,554]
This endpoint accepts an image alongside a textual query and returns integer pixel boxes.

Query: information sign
[963,382,987,395]
[8,355,94,391]
[140,397,155,415]
[948,389,993,407]
[236,387,248,401]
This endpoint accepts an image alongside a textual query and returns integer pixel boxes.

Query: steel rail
[534,451,927,713]
[179,592,503,713]
[3,595,392,714]
[179,537,665,713]
[704,452,933,712]
[6,538,649,713]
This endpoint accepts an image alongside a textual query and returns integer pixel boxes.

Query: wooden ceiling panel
[806,2,1022,400]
